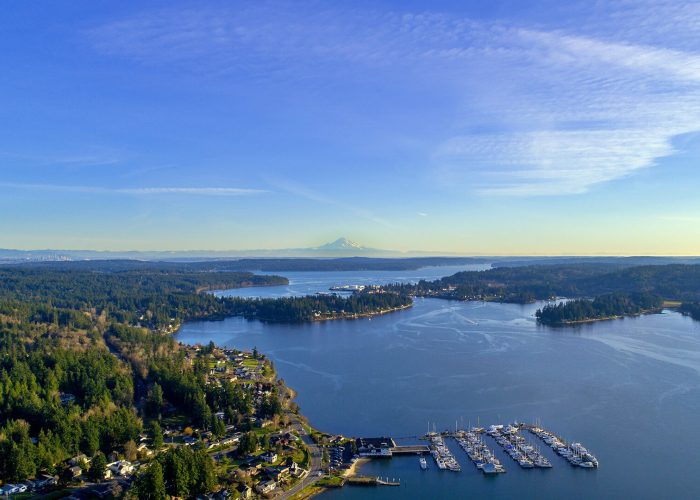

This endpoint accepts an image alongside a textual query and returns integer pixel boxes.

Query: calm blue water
[177,267,700,499]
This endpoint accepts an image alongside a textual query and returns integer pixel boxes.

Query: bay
[177,267,700,499]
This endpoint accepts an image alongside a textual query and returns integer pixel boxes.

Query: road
[279,412,322,499]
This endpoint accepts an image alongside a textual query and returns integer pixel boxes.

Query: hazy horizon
[3,237,700,258]
[3,1,700,254]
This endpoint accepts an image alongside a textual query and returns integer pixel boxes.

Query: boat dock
[429,435,461,471]
[346,422,597,484]
[454,429,506,474]
[486,424,552,469]
[347,476,400,487]
[524,425,599,468]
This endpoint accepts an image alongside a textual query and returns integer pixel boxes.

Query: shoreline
[309,303,413,322]
[343,458,370,478]
[538,307,664,326]
[195,279,289,294]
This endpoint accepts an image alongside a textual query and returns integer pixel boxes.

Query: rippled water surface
[177,267,700,499]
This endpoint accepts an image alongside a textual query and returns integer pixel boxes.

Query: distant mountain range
[0,237,422,262]
[1,238,699,265]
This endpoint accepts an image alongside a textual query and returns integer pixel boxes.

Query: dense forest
[12,256,485,272]
[386,264,700,305]
[0,267,410,329]
[0,266,272,487]
[535,293,664,325]
[219,292,411,323]
[0,267,288,330]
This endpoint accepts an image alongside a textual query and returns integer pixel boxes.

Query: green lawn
[317,475,345,488]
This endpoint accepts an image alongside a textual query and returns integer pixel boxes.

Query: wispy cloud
[87,3,700,196]
[264,175,391,227]
[0,150,121,168]
[0,183,267,196]
[118,187,266,196]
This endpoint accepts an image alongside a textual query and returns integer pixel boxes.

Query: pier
[347,476,401,486]
[391,445,430,455]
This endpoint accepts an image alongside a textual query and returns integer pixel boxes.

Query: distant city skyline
[3,1,700,255]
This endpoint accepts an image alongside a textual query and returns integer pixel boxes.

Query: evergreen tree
[211,414,226,439]
[137,461,166,500]
[89,452,107,482]
[151,420,164,450]
[81,420,100,457]
[238,431,257,456]
[146,383,164,418]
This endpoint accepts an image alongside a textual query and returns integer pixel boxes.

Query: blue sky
[2,0,700,254]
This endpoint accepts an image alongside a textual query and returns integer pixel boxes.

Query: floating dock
[429,435,461,471]
[454,430,506,474]
[525,425,599,468]
[347,476,400,486]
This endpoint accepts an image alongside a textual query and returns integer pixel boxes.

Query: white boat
[419,457,428,470]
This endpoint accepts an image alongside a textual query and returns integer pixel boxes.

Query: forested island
[535,293,664,325]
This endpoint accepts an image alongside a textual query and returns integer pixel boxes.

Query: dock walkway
[391,445,430,455]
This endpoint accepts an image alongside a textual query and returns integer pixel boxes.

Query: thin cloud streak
[119,187,267,195]
[264,176,391,227]
[0,183,267,196]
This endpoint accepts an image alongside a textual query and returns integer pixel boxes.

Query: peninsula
[383,263,700,325]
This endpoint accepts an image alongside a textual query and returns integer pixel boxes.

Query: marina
[353,421,596,480]
[526,425,599,468]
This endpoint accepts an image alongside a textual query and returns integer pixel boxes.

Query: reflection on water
[177,268,700,500]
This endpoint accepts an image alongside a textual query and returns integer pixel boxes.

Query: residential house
[68,466,83,479]
[235,483,253,498]
[108,460,135,477]
[69,453,89,466]
[136,443,153,457]
[255,480,276,494]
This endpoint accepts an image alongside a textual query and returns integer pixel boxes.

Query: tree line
[535,293,663,325]
[383,264,700,310]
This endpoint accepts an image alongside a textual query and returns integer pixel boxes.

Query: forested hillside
[0,262,413,487]
[387,264,700,304]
